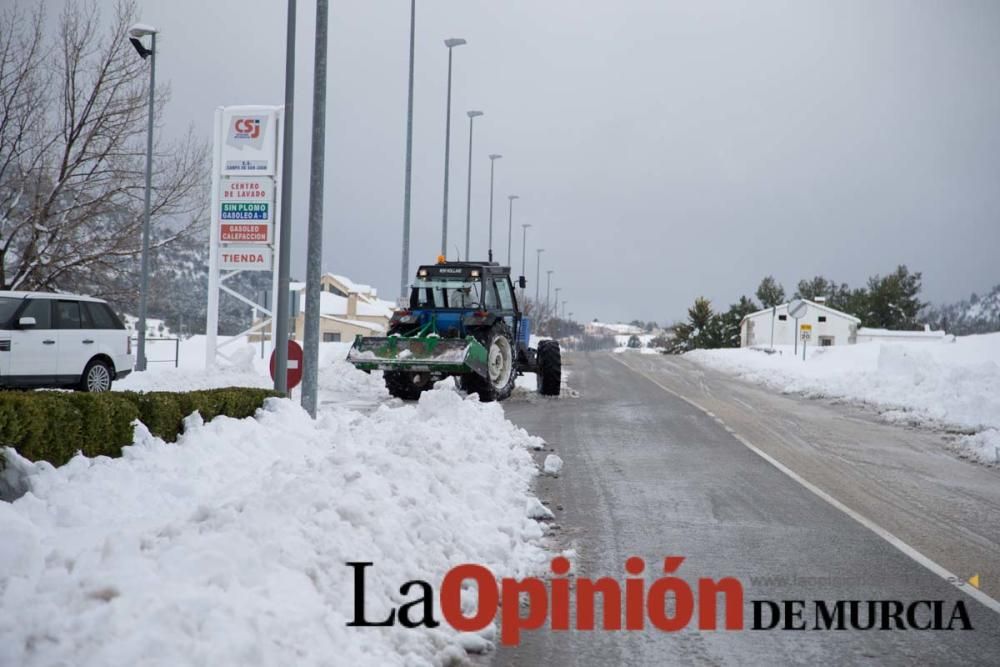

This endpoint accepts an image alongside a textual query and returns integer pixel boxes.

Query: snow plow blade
[347,335,489,378]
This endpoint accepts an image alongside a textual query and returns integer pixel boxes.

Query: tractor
[346,259,561,402]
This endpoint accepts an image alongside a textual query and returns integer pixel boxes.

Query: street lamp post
[535,248,545,304]
[562,300,568,319]
[128,23,157,372]
[506,194,519,264]
[520,223,531,278]
[399,0,416,300]
[546,269,554,313]
[553,287,561,336]
[464,110,483,261]
[440,38,466,258]
[487,154,501,262]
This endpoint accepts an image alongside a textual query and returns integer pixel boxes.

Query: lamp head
[467,110,483,118]
[444,38,467,48]
[129,23,157,37]
[489,153,502,160]
[508,194,519,201]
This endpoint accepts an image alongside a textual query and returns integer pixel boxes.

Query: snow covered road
[494,352,1000,665]
[0,355,551,666]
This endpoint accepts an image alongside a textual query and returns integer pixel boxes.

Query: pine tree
[718,295,759,347]
[864,265,924,329]
[668,297,722,353]
[756,276,786,308]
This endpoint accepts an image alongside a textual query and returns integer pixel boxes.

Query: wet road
[493,352,1000,666]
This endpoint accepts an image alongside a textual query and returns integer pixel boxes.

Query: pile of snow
[1,351,552,665]
[687,333,1000,464]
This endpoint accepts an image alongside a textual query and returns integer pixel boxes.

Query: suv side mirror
[18,316,37,329]
[518,276,527,289]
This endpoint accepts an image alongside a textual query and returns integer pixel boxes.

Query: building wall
[742,304,858,347]
[855,329,946,344]
[293,316,380,342]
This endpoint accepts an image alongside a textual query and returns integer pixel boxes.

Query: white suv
[0,291,134,392]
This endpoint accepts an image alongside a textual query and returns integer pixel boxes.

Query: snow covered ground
[0,339,555,666]
[686,333,1000,464]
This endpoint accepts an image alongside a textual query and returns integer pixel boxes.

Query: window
[818,316,827,323]
[55,300,82,329]
[410,280,481,309]
[496,279,515,311]
[323,332,341,342]
[0,297,24,327]
[20,299,52,329]
[483,280,499,309]
[778,314,787,321]
[83,302,116,329]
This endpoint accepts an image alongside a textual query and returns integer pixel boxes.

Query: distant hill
[927,284,1000,335]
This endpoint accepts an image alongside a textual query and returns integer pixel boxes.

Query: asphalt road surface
[491,351,1000,666]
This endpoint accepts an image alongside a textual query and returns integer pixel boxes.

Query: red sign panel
[220,223,272,243]
[270,340,304,390]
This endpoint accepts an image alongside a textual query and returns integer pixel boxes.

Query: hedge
[0,387,282,468]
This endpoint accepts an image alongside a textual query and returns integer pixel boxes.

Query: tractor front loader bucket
[347,334,488,378]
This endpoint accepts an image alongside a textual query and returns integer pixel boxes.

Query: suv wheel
[81,359,113,392]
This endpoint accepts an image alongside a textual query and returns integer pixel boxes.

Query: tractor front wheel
[384,371,432,401]
[461,322,517,402]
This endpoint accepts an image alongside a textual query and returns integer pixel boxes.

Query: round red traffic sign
[270,340,304,390]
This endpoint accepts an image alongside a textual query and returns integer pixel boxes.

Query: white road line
[611,354,1000,615]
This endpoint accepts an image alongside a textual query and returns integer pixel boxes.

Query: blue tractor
[347,260,561,402]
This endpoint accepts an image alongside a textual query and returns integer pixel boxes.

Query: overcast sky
[83,0,1000,322]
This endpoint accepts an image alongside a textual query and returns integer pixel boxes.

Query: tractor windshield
[410,279,483,309]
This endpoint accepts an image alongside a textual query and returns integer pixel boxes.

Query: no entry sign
[270,339,304,390]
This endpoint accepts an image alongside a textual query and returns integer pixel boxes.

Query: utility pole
[301,0,328,418]
[464,110,482,260]
[535,248,544,304]
[520,223,531,278]
[440,38,467,258]
[274,0,297,394]
[399,0,416,299]
[546,270,553,313]
[487,154,501,262]
[506,194,519,264]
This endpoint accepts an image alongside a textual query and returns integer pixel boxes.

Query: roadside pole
[794,317,799,356]
[301,0,328,419]
[770,305,775,350]
[273,0,296,395]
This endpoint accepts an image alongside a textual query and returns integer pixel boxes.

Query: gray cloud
[90,0,1000,322]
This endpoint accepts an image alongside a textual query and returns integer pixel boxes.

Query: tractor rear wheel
[461,322,517,402]
[384,371,431,401]
[536,340,562,396]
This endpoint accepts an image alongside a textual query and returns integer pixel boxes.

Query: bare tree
[0,0,207,303]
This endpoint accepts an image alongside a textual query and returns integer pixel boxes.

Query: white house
[740,299,860,348]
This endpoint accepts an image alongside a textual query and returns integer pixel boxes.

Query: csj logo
[233,117,261,139]
[227,116,267,150]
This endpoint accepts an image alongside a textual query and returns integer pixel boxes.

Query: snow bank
[687,333,1000,464]
[0,358,551,665]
